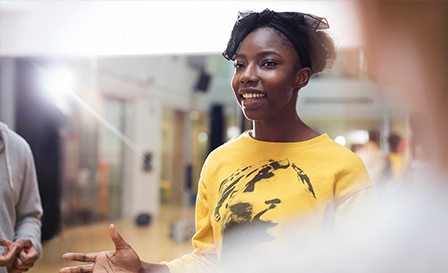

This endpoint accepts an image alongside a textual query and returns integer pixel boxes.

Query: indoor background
[0,1,415,272]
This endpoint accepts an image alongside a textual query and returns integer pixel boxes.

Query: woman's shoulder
[314,135,366,165]
[208,131,249,155]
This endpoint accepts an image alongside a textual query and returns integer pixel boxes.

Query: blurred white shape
[54,98,73,117]
[335,135,346,146]
[198,132,208,143]
[348,130,369,144]
[40,66,75,99]
[227,126,241,140]
[189,111,200,120]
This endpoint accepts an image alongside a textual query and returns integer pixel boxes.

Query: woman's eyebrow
[235,51,282,59]
[234,53,246,59]
[256,51,282,57]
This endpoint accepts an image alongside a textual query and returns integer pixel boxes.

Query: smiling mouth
[241,93,266,100]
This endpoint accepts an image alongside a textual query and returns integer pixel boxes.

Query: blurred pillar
[15,58,62,240]
[182,110,193,206]
[122,99,161,218]
[209,104,224,153]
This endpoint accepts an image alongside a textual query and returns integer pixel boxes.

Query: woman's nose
[240,64,259,84]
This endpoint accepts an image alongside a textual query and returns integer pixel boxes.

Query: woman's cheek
[231,76,240,96]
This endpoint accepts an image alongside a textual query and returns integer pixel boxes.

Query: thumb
[109,224,128,250]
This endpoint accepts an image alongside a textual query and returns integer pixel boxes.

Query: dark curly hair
[222,8,337,76]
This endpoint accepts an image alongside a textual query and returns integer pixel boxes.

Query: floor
[30,206,195,273]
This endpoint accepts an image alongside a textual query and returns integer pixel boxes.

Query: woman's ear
[295,67,312,91]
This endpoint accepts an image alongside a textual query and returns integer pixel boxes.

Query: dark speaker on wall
[195,72,211,92]
[135,213,152,226]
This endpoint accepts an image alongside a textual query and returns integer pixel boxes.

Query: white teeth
[242,93,265,99]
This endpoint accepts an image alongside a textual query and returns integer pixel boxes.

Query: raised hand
[59,224,143,273]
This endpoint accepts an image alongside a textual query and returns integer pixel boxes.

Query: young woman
[60,9,372,273]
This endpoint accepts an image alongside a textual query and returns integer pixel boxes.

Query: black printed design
[214,159,315,260]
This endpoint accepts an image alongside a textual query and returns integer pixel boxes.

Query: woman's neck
[251,116,319,142]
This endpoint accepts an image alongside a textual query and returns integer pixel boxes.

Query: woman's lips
[240,92,266,108]
[241,93,266,100]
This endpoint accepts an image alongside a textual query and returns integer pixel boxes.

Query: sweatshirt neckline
[240,130,330,150]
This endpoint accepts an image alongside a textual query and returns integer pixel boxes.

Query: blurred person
[0,121,43,273]
[307,2,448,271]
[355,129,390,187]
[351,143,364,154]
[59,9,372,273]
[386,133,407,184]
[407,113,434,185]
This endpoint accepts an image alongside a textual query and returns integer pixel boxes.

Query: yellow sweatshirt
[163,131,372,273]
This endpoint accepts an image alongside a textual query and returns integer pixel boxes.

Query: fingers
[59,264,94,273]
[18,245,38,261]
[0,238,11,247]
[8,260,31,273]
[0,244,20,267]
[14,246,38,270]
[6,265,22,273]
[15,238,33,248]
[109,224,128,250]
[62,253,97,263]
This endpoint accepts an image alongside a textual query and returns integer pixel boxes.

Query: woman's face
[231,27,307,122]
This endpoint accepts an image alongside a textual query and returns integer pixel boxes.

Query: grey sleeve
[14,145,43,256]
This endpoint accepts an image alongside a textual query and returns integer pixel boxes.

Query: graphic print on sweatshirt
[213,159,315,261]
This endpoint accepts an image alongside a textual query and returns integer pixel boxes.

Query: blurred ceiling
[0,1,363,57]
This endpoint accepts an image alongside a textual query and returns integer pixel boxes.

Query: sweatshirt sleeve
[333,155,373,233]
[161,161,219,273]
[14,142,43,256]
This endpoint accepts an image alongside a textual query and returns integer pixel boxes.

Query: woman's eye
[234,62,245,69]
[263,61,278,67]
